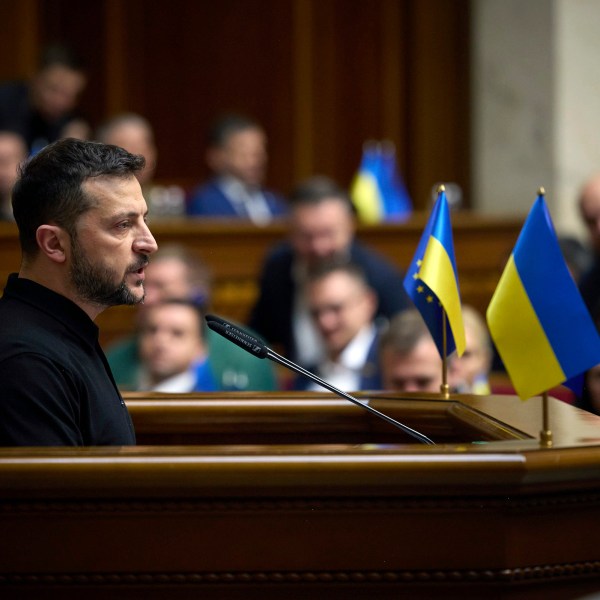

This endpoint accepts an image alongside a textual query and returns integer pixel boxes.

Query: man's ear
[36,225,69,264]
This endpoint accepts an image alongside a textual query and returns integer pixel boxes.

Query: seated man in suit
[187,113,287,224]
[379,309,443,393]
[294,260,381,392]
[137,299,217,392]
[249,175,411,369]
[0,44,88,154]
[106,244,278,391]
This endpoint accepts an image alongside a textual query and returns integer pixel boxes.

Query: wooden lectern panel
[1,391,600,599]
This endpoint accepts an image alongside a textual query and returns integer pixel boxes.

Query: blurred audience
[249,175,411,368]
[576,363,600,416]
[449,305,493,394]
[0,44,88,154]
[293,260,381,392]
[96,112,185,216]
[379,309,442,393]
[187,113,287,224]
[137,299,217,392]
[559,235,592,283]
[106,244,278,391]
[0,131,27,220]
[577,173,600,319]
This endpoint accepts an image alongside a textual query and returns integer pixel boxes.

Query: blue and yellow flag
[350,143,412,224]
[403,188,465,357]
[486,192,600,400]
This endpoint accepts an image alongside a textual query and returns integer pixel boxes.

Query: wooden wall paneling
[380,0,408,172]
[126,0,296,194]
[292,0,315,181]
[0,0,39,79]
[36,0,108,131]
[1,0,471,208]
[406,0,471,210]
[308,0,338,181]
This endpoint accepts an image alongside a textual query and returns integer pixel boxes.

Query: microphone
[205,314,435,445]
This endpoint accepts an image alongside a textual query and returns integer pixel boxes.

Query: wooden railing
[1,391,600,599]
[0,214,523,347]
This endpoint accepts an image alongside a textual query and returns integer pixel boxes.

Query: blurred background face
[32,64,86,122]
[449,326,491,390]
[290,199,355,267]
[101,122,157,186]
[142,258,193,307]
[208,127,267,188]
[585,363,600,414]
[308,271,376,359]
[380,338,441,392]
[579,175,600,254]
[139,303,204,382]
[0,133,26,197]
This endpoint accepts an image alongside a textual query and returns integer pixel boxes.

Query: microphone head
[205,315,269,359]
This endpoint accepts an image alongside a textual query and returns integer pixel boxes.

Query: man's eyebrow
[110,210,146,220]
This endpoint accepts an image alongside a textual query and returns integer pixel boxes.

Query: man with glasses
[293,260,381,392]
[249,175,410,368]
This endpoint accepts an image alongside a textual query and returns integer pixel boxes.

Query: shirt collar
[3,273,100,347]
[333,324,377,370]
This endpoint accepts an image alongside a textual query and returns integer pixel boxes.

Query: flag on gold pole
[487,189,600,401]
[403,186,465,395]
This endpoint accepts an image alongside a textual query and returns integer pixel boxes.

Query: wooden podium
[1,391,600,599]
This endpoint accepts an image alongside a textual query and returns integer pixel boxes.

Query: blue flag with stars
[403,189,465,358]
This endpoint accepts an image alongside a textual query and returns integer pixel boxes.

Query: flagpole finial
[437,184,446,194]
[538,186,546,196]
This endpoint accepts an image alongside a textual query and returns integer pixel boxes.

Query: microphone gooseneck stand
[205,315,435,445]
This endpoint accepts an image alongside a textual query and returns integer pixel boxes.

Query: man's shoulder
[0,80,27,102]
[187,179,231,214]
[350,241,400,273]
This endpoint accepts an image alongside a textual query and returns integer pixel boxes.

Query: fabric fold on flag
[403,189,465,358]
[486,194,600,400]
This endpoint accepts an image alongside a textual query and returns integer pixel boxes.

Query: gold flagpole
[435,183,450,399]
[540,390,553,447]
[534,187,552,447]
[441,310,450,399]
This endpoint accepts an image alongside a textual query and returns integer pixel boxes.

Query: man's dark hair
[39,43,86,73]
[379,309,431,355]
[289,175,355,214]
[306,257,369,288]
[12,138,145,257]
[206,113,262,148]
[142,298,206,338]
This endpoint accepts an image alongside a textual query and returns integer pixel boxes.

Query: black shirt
[0,274,136,446]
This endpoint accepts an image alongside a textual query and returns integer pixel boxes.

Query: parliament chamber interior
[2,1,600,599]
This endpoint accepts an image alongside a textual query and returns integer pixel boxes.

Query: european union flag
[403,189,465,358]
[487,192,600,400]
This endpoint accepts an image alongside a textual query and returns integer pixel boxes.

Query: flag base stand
[540,429,553,448]
[540,391,553,448]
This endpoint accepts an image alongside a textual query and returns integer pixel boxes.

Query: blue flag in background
[379,146,412,219]
[487,193,600,400]
[350,142,412,224]
[403,189,465,358]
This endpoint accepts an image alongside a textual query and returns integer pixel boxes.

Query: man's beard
[70,237,149,307]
